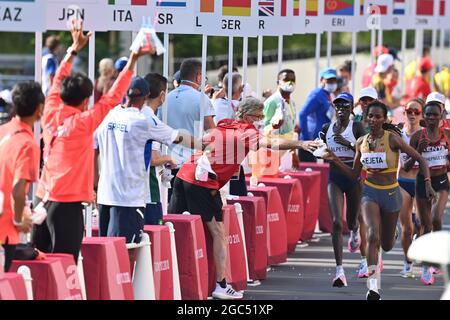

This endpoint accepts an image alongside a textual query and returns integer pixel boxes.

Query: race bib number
[361,152,388,170]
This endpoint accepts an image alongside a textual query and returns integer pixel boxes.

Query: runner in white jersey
[397,99,424,278]
[404,101,450,285]
[319,92,365,287]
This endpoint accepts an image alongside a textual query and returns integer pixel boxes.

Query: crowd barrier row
[1,166,341,300]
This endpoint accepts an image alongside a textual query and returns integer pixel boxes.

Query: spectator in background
[0,82,44,271]
[32,21,153,263]
[217,65,238,89]
[434,64,450,99]
[299,67,337,162]
[42,35,61,96]
[404,46,431,93]
[352,87,378,124]
[337,60,352,93]
[262,88,273,101]
[408,57,433,101]
[213,72,243,123]
[361,45,389,88]
[372,53,394,107]
[114,56,128,74]
[0,90,12,125]
[94,58,115,103]
[172,70,181,89]
[159,58,216,200]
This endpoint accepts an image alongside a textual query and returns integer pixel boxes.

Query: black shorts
[416,173,450,199]
[145,202,163,225]
[99,205,145,244]
[168,177,223,222]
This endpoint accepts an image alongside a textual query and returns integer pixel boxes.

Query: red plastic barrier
[163,214,208,300]
[10,254,82,300]
[143,225,174,300]
[248,177,303,252]
[0,273,28,300]
[81,237,134,300]
[247,186,287,265]
[296,164,350,234]
[226,196,268,280]
[204,205,248,295]
[279,171,321,240]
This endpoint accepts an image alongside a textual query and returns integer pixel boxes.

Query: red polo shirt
[0,117,40,245]
[177,119,261,190]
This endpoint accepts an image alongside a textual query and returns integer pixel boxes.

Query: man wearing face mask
[213,72,243,123]
[299,67,338,162]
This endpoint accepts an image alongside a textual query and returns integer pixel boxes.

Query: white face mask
[253,120,265,131]
[280,81,296,93]
[324,83,337,93]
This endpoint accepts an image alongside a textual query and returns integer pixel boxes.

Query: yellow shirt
[435,68,450,93]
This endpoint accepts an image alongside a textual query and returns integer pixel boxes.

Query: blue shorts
[398,177,416,198]
[362,183,403,213]
[329,170,358,194]
[145,202,163,225]
[99,205,145,244]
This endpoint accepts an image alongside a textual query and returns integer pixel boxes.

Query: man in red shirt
[408,57,433,101]
[361,46,389,88]
[0,82,44,271]
[170,97,319,299]
[32,20,155,263]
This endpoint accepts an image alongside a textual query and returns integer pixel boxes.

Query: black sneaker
[366,289,381,300]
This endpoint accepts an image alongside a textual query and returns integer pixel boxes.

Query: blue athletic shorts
[99,205,145,244]
[398,177,416,198]
[145,202,163,225]
[362,183,403,213]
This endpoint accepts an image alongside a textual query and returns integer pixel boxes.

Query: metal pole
[163,33,169,78]
[242,37,249,85]
[257,35,263,98]
[327,31,332,67]
[33,32,42,198]
[370,28,376,64]
[377,29,383,49]
[351,31,357,95]
[161,33,170,215]
[228,36,233,101]
[439,28,445,68]
[315,32,321,86]
[400,28,407,92]
[278,35,283,72]
[431,28,438,89]
[200,35,207,137]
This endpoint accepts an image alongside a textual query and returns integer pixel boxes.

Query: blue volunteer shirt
[299,88,332,141]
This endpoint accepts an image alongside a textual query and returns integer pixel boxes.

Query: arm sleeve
[46,58,57,76]
[147,114,179,146]
[263,99,276,126]
[299,92,317,140]
[80,69,133,133]
[202,95,216,117]
[43,60,72,121]
[14,144,39,183]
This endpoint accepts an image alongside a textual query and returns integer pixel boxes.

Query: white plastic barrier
[127,232,155,300]
[233,202,250,283]
[77,254,87,300]
[17,266,33,300]
[165,222,182,300]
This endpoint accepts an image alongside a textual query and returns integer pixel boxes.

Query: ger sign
[46,0,106,31]
[0,0,45,32]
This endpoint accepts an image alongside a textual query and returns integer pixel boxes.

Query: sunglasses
[405,109,422,115]
[334,103,352,109]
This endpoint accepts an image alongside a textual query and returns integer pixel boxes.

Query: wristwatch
[66,46,78,56]
[349,142,355,149]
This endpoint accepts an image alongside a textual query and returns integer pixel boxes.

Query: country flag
[368,2,387,15]
[281,0,287,16]
[259,0,274,16]
[155,0,187,8]
[393,0,406,15]
[307,0,318,16]
[324,0,355,16]
[416,0,433,15]
[293,0,299,16]
[360,0,365,15]
[108,0,147,4]
[440,0,446,16]
[222,0,251,16]
[200,0,214,13]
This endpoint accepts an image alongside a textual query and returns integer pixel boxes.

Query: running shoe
[212,284,243,300]
[400,262,414,278]
[358,259,369,278]
[430,266,441,275]
[366,278,381,300]
[332,272,348,288]
[378,254,384,273]
[348,230,360,253]
[420,267,435,286]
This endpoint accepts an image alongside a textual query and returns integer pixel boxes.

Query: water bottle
[249,174,258,187]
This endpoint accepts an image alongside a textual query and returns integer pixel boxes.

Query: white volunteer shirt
[213,98,239,124]
[95,105,178,207]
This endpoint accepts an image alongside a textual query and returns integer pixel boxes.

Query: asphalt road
[244,210,450,300]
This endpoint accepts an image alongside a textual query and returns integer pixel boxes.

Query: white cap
[0,89,12,104]
[359,87,378,100]
[426,92,446,105]
[374,54,394,73]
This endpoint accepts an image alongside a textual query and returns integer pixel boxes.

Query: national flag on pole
[393,0,406,15]
[440,0,445,16]
[360,0,365,15]
[324,0,355,16]
[200,0,214,12]
[369,2,387,14]
[281,0,287,16]
[293,0,299,16]
[155,0,186,8]
[222,0,251,16]
[307,0,318,16]
[109,0,147,4]
[416,0,434,15]
[259,1,274,16]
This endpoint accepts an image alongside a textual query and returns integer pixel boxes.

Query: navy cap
[320,67,337,80]
[388,47,401,61]
[114,56,128,72]
[333,92,354,104]
[127,76,150,98]
[173,70,181,83]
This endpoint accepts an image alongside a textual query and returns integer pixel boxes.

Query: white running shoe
[366,278,381,300]
[212,284,243,300]
[400,262,414,278]
[348,230,361,253]
[332,269,348,288]
[358,259,369,278]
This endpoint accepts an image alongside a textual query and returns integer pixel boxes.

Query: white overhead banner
[104,0,153,31]
[390,0,411,30]
[321,0,361,32]
[46,0,106,31]
[363,0,393,30]
[152,0,196,34]
[296,0,324,34]
[255,0,294,36]
[411,0,441,29]
[438,0,449,28]
[0,0,45,32]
